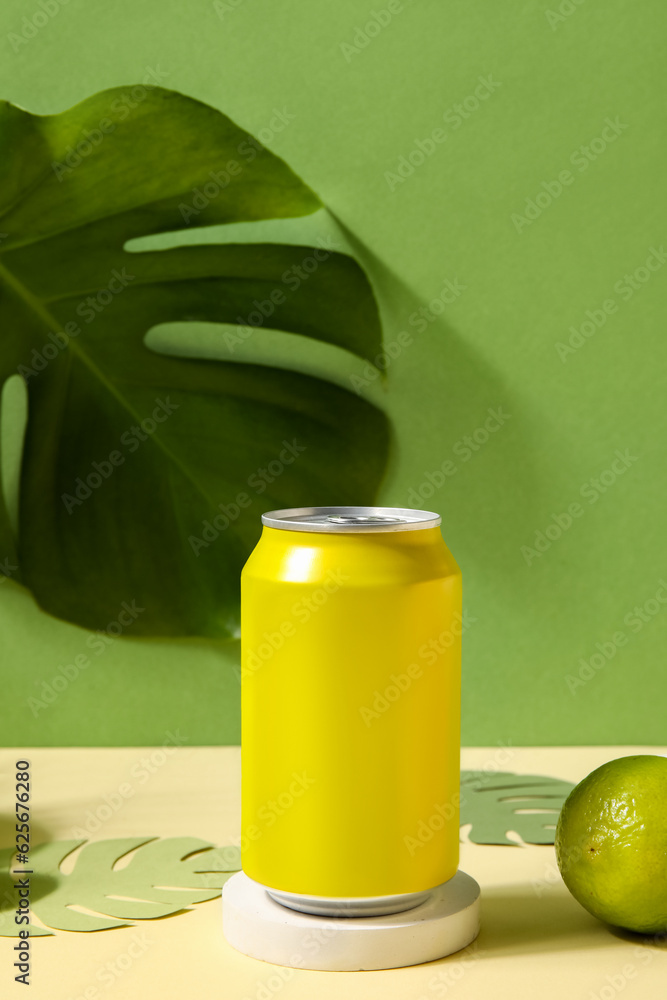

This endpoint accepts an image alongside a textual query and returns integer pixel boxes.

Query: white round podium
[222,870,481,972]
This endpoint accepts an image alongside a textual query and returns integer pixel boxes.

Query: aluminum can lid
[261,506,441,533]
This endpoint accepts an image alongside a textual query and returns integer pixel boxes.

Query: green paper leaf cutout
[0,86,389,637]
[0,838,241,935]
[459,771,575,845]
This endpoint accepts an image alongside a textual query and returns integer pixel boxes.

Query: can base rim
[265,884,433,916]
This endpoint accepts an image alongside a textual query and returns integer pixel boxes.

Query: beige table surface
[1,745,666,999]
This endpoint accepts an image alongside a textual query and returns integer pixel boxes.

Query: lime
[555,754,667,933]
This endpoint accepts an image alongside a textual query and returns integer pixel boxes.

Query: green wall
[1,0,665,746]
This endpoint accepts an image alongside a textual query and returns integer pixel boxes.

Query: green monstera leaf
[0,837,241,935]
[460,771,575,845]
[0,86,389,637]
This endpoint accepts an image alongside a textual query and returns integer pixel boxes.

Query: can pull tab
[326,515,407,525]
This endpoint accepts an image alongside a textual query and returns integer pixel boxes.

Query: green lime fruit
[555,754,667,934]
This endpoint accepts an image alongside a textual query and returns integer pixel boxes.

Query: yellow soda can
[241,506,462,916]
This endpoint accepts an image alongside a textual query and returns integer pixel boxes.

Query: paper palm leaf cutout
[460,771,575,845]
[0,837,240,935]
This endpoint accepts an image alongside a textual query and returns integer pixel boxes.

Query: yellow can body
[241,515,461,898]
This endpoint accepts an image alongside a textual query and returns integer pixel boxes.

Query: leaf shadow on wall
[331,215,548,597]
